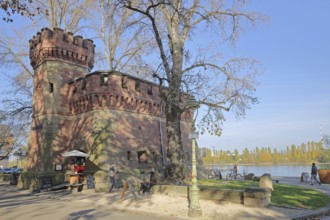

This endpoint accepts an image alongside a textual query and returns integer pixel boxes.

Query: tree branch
[122,0,172,79]
[182,62,231,79]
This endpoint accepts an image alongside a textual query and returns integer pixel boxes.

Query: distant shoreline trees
[201,141,330,165]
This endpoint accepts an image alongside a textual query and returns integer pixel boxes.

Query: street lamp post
[187,95,202,218]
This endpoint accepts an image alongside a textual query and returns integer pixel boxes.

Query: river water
[210,164,330,177]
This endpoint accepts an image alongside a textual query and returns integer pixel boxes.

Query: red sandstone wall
[26,119,43,171]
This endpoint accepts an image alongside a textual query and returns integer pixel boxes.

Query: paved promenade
[1,177,330,220]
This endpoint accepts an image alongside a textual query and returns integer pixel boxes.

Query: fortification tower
[27,28,95,172]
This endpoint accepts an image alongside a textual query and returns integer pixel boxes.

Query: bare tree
[0,27,34,116]
[0,29,34,157]
[0,0,45,22]
[0,111,28,160]
[120,0,264,180]
[91,0,152,74]
[31,0,96,33]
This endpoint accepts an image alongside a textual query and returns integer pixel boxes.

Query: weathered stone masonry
[23,28,193,190]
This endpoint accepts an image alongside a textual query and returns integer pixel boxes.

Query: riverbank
[205,164,330,177]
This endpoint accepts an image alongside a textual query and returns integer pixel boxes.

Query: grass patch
[272,184,330,210]
[187,179,330,210]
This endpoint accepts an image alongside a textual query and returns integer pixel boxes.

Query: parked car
[2,168,13,174]
[2,167,22,174]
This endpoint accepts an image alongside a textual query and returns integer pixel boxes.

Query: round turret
[29,27,95,70]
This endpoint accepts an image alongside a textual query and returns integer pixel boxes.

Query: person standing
[149,168,157,189]
[310,163,321,186]
[138,168,157,194]
[67,159,75,175]
[233,163,239,179]
[108,163,117,193]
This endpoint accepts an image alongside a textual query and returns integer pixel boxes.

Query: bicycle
[226,169,242,180]
[208,168,222,180]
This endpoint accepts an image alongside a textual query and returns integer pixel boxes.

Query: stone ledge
[151,184,271,207]
[244,187,272,199]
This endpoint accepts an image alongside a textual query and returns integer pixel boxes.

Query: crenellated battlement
[29,27,95,70]
[66,71,193,121]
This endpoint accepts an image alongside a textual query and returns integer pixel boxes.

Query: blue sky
[199,0,330,152]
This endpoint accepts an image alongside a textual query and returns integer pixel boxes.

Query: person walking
[108,163,117,193]
[310,163,321,186]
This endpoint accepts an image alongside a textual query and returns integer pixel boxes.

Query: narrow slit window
[127,151,132,161]
[82,78,87,90]
[49,82,54,93]
[72,86,77,94]
[135,82,141,92]
[147,85,153,95]
[122,76,128,89]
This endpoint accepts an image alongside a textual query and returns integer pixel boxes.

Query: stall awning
[62,150,89,158]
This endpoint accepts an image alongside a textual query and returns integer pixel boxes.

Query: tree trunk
[165,110,185,181]
[165,84,185,182]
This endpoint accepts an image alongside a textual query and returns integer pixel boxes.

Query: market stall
[62,150,89,192]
